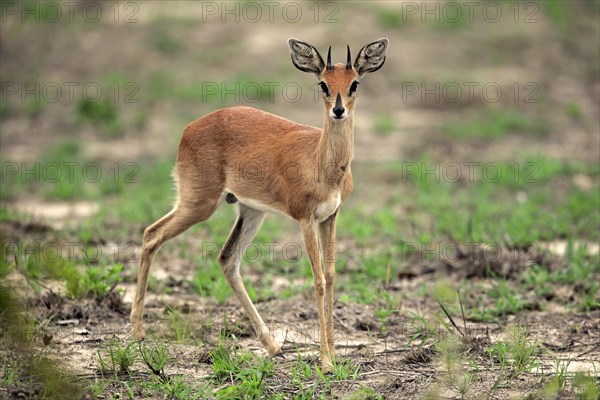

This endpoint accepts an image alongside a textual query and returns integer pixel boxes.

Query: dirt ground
[3,249,599,399]
[1,1,599,399]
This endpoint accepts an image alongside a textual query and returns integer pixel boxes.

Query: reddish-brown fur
[176,103,353,220]
[130,39,388,373]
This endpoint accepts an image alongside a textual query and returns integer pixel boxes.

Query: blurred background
[0,1,599,398]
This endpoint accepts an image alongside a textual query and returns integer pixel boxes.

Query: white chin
[330,115,347,120]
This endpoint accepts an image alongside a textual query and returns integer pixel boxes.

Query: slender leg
[319,212,337,359]
[218,204,281,356]
[130,202,216,339]
[301,219,332,373]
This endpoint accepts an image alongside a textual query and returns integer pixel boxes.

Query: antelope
[130,38,389,372]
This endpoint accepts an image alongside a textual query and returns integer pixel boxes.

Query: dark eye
[349,81,359,96]
[319,82,330,97]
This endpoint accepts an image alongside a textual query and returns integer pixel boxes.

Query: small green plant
[486,341,508,370]
[291,352,314,382]
[211,275,233,305]
[506,324,538,374]
[573,372,600,400]
[139,337,170,378]
[435,336,474,398]
[98,338,138,375]
[407,311,440,347]
[374,290,399,335]
[163,376,200,400]
[14,242,83,297]
[290,356,317,397]
[331,357,360,381]
[522,264,553,298]
[0,355,21,387]
[347,386,384,400]
[435,336,460,376]
[210,341,248,381]
[210,340,273,398]
[552,358,571,391]
[455,370,473,399]
[165,306,195,343]
[488,279,528,317]
[74,262,124,299]
[88,377,110,397]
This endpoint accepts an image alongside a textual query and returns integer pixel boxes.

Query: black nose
[333,93,345,117]
[333,106,345,117]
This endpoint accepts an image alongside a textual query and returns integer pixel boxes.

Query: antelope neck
[316,112,354,184]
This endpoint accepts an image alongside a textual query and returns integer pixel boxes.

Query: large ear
[288,38,325,76]
[354,38,389,76]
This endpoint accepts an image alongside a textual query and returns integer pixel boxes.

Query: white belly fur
[225,188,341,222]
[226,189,288,217]
[315,191,341,222]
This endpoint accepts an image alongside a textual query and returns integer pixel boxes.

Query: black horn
[346,45,352,70]
[326,46,333,70]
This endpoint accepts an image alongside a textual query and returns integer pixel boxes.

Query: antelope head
[288,38,389,121]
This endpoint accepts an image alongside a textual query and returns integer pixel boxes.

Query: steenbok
[130,38,389,372]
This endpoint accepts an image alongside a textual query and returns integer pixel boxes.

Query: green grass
[0,355,22,387]
[376,8,405,29]
[322,155,597,312]
[95,336,207,398]
[373,113,396,136]
[102,157,175,224]
[75,95,122,137]
[506,324,539,374]
[173,73,277,105]
[1,285,89,398]
[467,278,534,323]
[24,97,46,117]
[6,144,598,312]
[375,2,468,30]
[150,25,182,55]
[442,108,550,139]
[374,290,400,334]
[391,157,599,244]
[485,324,539,376]
[564,102,582,119]
[210,341,274,398]
[165,306,196,343]
[98,338,138,375]
[0,141,142,201]
[191,259,232,305]
[4,237,125,299]
[347,386,384,400]
[540,1,570,33]
[77,262,124,298]
[572,372,600,400]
